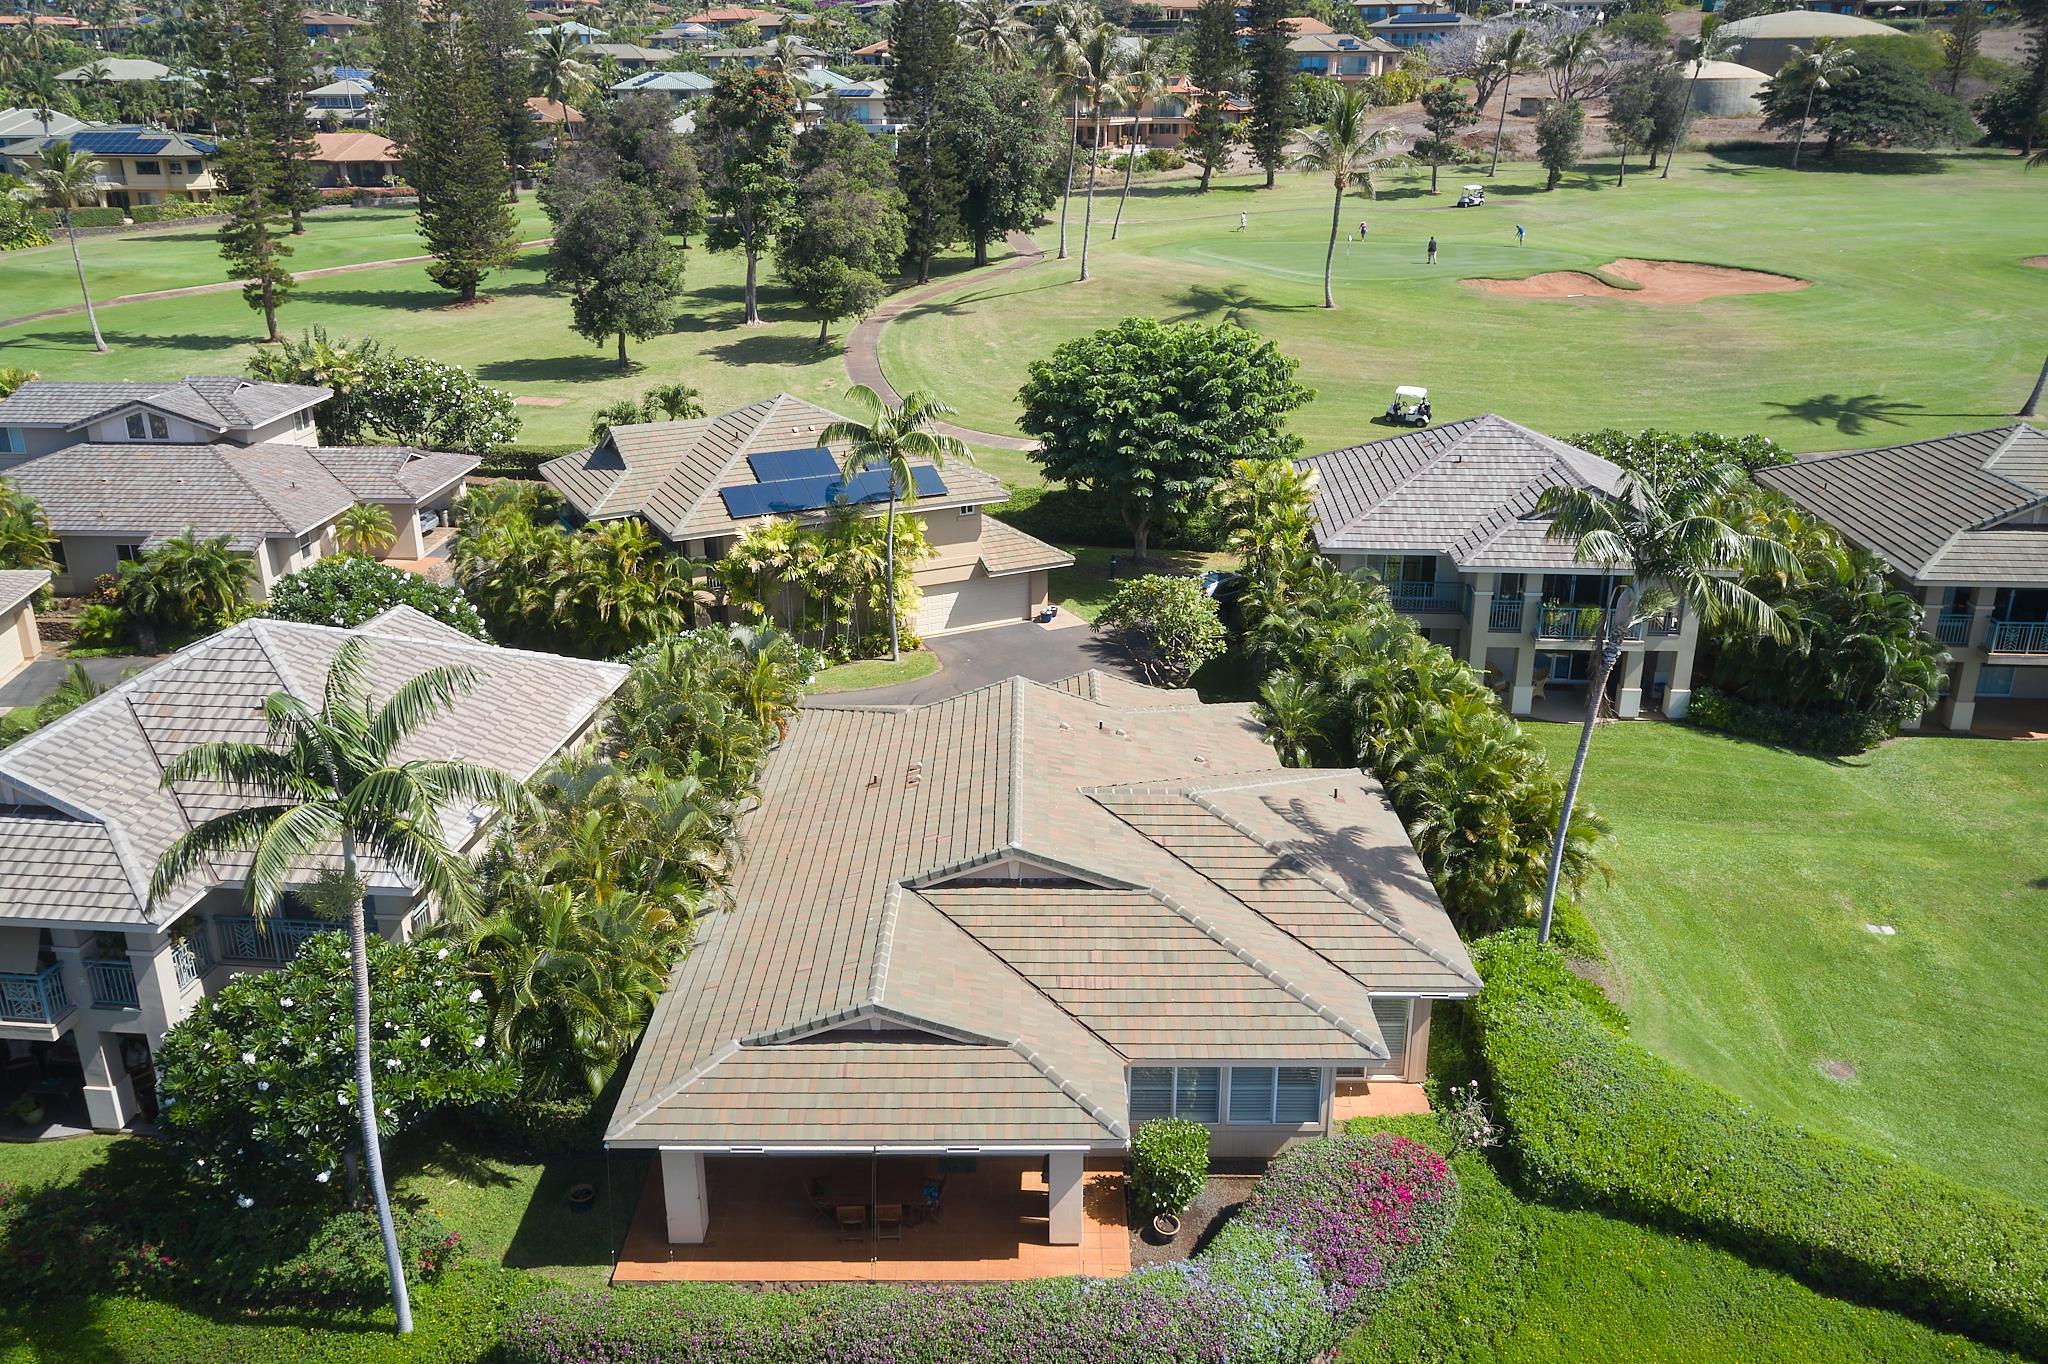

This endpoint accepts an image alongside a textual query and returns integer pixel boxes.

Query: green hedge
[1687,686,1896,755]
[478,444,586,478]
[1469,931,2048,1357]
[1131,1116,1209,1218]
[35,206,125,229]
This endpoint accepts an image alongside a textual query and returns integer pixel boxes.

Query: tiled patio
[1331,1078,1432,1123]
[613,1155,1131,1283]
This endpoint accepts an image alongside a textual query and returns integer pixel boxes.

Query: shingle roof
[1302,414,1631,570]
[1758,426,2048,586]
[0,618,626,929]
[607,675,1477,1150]
[541,393,1010,543]
[304,445,480,502]
[0,568,50,615]
[0,376,328,433]
[975,517,1072,577]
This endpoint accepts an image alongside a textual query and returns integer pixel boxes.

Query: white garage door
[917,574,1029,637]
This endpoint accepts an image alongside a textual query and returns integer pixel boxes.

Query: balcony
[1488,596,1525,633]
[1385,582,1464,615]
[1934,612,1972,647]
[214,911,371,965]
[0,965,73,1026]
[1643,609,1684,638]
[84,958,139,1010]
[1535,603,1669,643]
[1987,619,2048,655]
[171,927,217,989]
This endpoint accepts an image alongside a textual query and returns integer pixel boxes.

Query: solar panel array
[747,446,839,482]
[720,462,947,520]
[69,131,174,155]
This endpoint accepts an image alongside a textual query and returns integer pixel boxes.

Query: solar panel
[69,131,173,155]
[719,463,950,519]
[747,446,839,481]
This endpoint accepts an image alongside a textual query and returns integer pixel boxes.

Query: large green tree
[695,64,798,324]
[543,93,703,240]
[1020,318,1314,560]
[777,119,906,343]
[149,641,529,1335]
[941,60,1064,267]
[1415,80,1477,193]
[1536,96,1585,189]
[257,0,320,233]
[888,0,962,282]
[546,181,683,368]
[1763,42,1972,161]
[1243,0,1294,187]
[411,18,521,301]
[469,0,533,197]
[1187,0,1238,191]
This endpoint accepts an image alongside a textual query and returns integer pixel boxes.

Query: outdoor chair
[803,1177,834,1220]
[874,1203,903,1240]
[920,1175,945,1223]
[836,1205,868,1241]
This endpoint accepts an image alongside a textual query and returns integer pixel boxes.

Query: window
[50,542,67,570]
[136,159,161,175]
[115,543,142,562]
[0,427,21,455]
[957,504,975,517]
[125,413,146,439]
[1128,1065,1221,1124]
[148,413,169,440]
[297,530,319,554]
[1227,1066,1323,1124]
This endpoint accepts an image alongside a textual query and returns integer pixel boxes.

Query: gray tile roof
[0,618,626,929]
[304,445,480,502]
[607,674,1477,1150]
[540,393,1009,544]
[1758,426,2048,586]
[975,516,1073,576]
[1302,414,1631,571]
[0,377,329,433]
[0,568,50,616]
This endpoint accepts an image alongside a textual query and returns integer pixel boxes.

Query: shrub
[265,555,490,639]
[1242,1130,1460,1324]
[1469,931,2048,1358]
[72,601,129,649]
[1686,686,1896,755]
[360,354,522,453]
[1,195,53,249]
[35,206,125,229]
[1130,1117,1208,1219]
[1096,574,1225,686]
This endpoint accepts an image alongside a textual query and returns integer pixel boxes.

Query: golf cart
[1455,184,1486,208]
[1386,385,1431,427]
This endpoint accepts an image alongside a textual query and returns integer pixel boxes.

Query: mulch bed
[1128,1173,1260,1268]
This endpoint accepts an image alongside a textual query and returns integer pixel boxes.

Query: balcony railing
[1385,583,1464,614]
[171,928,216,989]
[0,964,72,1025]
[85,958,140,1010]
[1644,609,1684,638]
[1988,619,2048,655]
[1934,612,1972,647]
[1488,596,1525,633]
[1535,603,1670,643]
[214,912,371,965]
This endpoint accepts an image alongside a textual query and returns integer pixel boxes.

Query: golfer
[1358,219,1368,239]
[1426,235,1438,264]
[1237,212,1248,232]
[1516,223,1526,247]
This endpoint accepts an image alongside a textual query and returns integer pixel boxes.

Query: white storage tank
[1688,59,1774,116]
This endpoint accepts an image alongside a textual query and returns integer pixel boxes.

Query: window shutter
[1275,1068,1322,1124]
[1176,1067,1221,1124]
[1372,998,1413,1076]
[1130,1068,1173,1124]
[1227,1067,1274,1124]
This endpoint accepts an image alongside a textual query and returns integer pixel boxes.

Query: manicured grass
[1049,545,1232,623]
[883,150,2048,454]
[1527,720,2048,1208]
[805,650,941,693]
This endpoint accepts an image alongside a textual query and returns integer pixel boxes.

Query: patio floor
[613,1155,1131,1283]
[1331,1079,1432,1123]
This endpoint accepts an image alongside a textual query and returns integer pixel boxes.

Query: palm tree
[819,385,970,660]
[960,0,1026,70]
[16,64,62,135]
[1664,24,1738,178]
[335,503,398,557]
[550,518,700,655]
[28,143,109,354]
[0,477,56,571]
[1786,38,1856,169]
[148,641,530,1335]
[590,397,645,443]
[1543,27,1606,101]
[1068,23,1123,284]
[533,28,593,127]
[642,381,706,422]
[1035,1,1093,262]
[1110,38,1166,241]
[116,531,253,646]
[1483,27,1531,176]
[1293,87,1394,310]
[1530,460,1795,944]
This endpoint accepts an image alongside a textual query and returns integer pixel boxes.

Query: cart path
[0,238,554,330]
[845,230,1044,453]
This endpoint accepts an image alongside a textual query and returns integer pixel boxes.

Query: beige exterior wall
[260,525,336,593]
[0,599,39,684]
[51,534,145,595]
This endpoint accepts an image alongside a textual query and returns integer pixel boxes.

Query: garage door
[916,574,1029,637]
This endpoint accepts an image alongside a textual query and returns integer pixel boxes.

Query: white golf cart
[1386,385,1431,427]
[1455,184,1486,208]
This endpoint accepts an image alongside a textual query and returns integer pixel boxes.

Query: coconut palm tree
[642,381,706,421]
[1068,23,1123,283]
[1293,87,1394,310]
[1786,38,1856,169]
[27,142,109,354]
[819,385,970,660]
[1035,1,1094,261]
[0,476,55,571]
[960,0,1026,69]
[148,641,530,1335]
[1110,38,1166,241]
[1663,24,1738,178]
[1542,26,1606,101]
[1483,27,1531,176]
[14,65,62,137]
[533,28,593,125]
[1530,460,1795,944]
[336,503,398,558]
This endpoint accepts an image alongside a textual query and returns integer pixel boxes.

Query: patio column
[1047,1151,1084,1245]
[662,1150,710,1244]
[72,1027,137,1132]
[1943,656,1983,734]
[1615,650,1644,719]
[1509,646,1535,717]
[1664,625,1699,720]
[1465,589,1492,667]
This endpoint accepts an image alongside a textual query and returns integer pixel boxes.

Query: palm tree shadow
[1762,393,1926,437]
[1169,282,1323,325]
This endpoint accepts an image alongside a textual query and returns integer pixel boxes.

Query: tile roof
[0,617,626,930]
[0,376,328,432]
[608,675,1476,1150]
[310,131,398,162]
[1302,414,1631,571]
[975,517,1073,577]
[541,393,1010,543]
[1758,426,2048,586]
[0,568,50,615]
[304,445,480,502]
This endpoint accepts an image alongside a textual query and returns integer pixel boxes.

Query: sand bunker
[2025,256,2048,270]
[1467,258,1811,305]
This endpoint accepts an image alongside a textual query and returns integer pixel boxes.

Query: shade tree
[776,119,907,343]
[546,180,684,368]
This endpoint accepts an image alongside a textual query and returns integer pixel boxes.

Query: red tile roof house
[604,670,1478,1279]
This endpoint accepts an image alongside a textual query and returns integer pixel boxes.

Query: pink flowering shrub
[1241,1131,1459,1323]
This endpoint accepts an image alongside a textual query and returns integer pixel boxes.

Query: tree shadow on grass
[1762,392,1926,436]
[1710,146,1953,176]
[706,329,837,368]
[76,328,251,353]
[1167,281,1324,325]
[501,1149,641,1273]
[475,353,626,384]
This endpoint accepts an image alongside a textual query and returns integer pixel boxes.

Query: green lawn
[806,650,940,692]
[883,150,2048,454]
[1528,720,2048,1207]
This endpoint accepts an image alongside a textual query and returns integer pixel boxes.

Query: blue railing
[85,958,139,1010]
[1935,612,1972,647]
[0,964,72,1025]
[1536,603,1661,643]
[215,914,357,964]
[1488,596,1525,633]
[1644,609,1684,638]
[171,927,216,989]
[1988,619,2048,655]
[1385,583,1463,614]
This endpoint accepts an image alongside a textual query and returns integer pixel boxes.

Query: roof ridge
[1005,677,1025,846]
[864,880,901,1005]
[216,443,324,532]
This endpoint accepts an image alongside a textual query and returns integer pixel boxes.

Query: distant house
[0,127,220,210]
[610,69,716,105]
[56,57,175,84]
[702,38,824,70]
[829,78,895,133]
[0,377,478,594]
[541,18,608,42]
[1288,31,1400,80]
[0,108,87,175]
[540,393,1072,637]
[1129,0,1205,34]
[1067,77,1244,150]
[1353,0,1425,22]
[309,131,401,189]
[526,96,586,127]
[649,20,718,47]
[849,37,891,67]
[584,41,674,68]
[1237,14,1334,38]
[305,77,374,124]
[681,5,783,32]
[302,8,369,37]
[1367,10,1479,45]
[0,569,49,688]
[1758,426,2048,734]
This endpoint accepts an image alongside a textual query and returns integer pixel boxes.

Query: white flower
[257,1081,270,1092]
[386,1057,401,1070]
[338,1091,350,1105]
[468,988,483,1003]
[436,947,450,960]
[235,1194,254,1209]
[419,1036,432,1048]
[240,1051,256,1065]
[280,997,294,1008]
[316,1170,332,1184]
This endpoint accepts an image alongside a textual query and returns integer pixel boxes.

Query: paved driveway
[0,654,152,709]
[814,620,1135,705]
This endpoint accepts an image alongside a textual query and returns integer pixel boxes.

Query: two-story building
[0,608,627,1133]
[6,126,220,211]
[540,394,1071,637]
[1367,10,1481,45]
[831,77,897,134]
[0,376,478,594]
[305,76,375,124]
[1758,425,2048,734]
[1289,31,1401,81]
[1302,415,1704,719]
